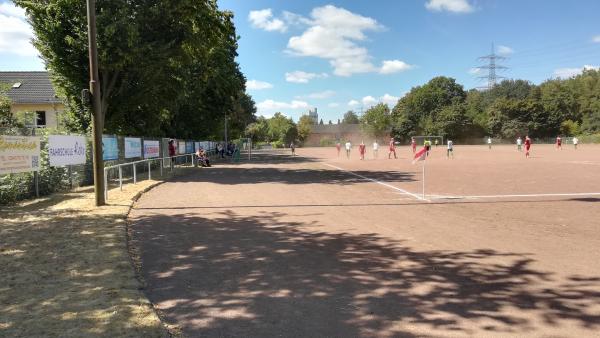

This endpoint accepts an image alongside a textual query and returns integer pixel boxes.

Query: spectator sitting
[196,148,211,167]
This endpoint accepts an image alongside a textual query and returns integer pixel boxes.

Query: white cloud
[380,60,414,74]
[554,65,599,78]
[380,94,399,106]
[593,35,600,43]
[282,11,312,27]
[362,95,378,107]
[248,9,287,33]
[497,45,514,55]
[246,79,273,90]
[348,100,360,107]
[257,99,309,111]
[305,90,335,99]
[0,3,38,57]
[285,70,328,83]
[425,0,474,13]
[287,5,385,76]
[469,67,481,75]
[0,2,26,18]
[328,102,340,108]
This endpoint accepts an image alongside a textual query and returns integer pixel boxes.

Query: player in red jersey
[524,136,532,158]
[411,137,417,153]
[359,141,366,160]
[388,138,397,159]
[556,136,562,150]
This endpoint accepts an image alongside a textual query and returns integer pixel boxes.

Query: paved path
[128,150,600,337]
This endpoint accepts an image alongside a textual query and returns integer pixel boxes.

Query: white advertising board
[178,141,186,154]
[124,137,142,158]
[0,135,41,174]
[143,140,160,159]
[48,135,87,166]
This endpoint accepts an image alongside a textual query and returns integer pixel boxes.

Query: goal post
[411,135,444,146]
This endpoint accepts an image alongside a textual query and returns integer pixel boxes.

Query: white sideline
[430,192,600,200]
[323,163,424,201]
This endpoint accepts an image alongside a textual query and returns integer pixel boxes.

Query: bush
[271,140,285,148]
[319,138,336,147]
[578,133,600,144]
[560,120,580,136]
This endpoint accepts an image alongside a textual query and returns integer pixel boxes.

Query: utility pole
[475,42,508,90]
[87,0,105,206]
[224,112,228,146]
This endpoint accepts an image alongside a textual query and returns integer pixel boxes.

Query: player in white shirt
[372,140,379,159]
[573,137,579,149]
[345,141,352,159]
[516,137,522,152]
[447,140,454,159]
[487,136,492,150]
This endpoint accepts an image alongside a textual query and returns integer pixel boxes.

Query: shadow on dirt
[129,210,600,337]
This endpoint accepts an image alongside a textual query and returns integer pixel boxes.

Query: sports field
[129,144,600,337]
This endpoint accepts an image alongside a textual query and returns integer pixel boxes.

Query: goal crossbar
[412,135,444,145]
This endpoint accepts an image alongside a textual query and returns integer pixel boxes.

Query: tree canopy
[15,0,256,139]
[297,115,314,142]
[391,70,600,140]
[342,111,360,124]
[360,103,391,138]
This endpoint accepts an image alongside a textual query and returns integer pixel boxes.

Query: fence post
[32,128,39,198]
[160,158,163,176]
[148,161,151,180]
[103,168,108,201]
[68,165,73,189]
[133,162,137,184]
[118,166,123,191]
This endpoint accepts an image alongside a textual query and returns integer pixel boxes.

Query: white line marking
[430,192,600,200]
[323,163,424,201]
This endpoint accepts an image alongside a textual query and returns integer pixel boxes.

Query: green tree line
[14,0,256,139]
[392,70,600,141]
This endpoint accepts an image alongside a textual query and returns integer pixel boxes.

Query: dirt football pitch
[128,144,600,337]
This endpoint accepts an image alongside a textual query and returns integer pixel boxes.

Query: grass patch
[0,170,196,337]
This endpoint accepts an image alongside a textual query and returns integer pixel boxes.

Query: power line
[475,43,509,90]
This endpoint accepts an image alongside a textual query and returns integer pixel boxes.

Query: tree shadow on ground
[173,167,415,186]
[129,211,600,337]
[212,150,320,166]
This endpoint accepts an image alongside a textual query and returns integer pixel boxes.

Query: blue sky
[2,0,600,122]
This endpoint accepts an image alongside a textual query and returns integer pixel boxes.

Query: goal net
[411,135,444,146]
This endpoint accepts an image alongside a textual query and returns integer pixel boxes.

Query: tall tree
[360,103,391,138]
[297,115,314,143]
[15,0,254,137]
[342,111,359,124]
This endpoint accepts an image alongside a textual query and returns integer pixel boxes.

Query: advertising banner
[47,135,87,167]
[178,141,186,154]
[0,135,40,174]
[102,136,119,161]
[124,137,142,159]
[195,142,201,151]
[143,140,160,159]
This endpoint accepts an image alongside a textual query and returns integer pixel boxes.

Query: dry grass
[0,169,195,337]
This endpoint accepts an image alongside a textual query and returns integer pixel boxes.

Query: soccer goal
[412,135,444,146]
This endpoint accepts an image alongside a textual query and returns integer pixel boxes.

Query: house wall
[10,103,65,128]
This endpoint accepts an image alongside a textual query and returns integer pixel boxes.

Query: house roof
[0,71,62,104]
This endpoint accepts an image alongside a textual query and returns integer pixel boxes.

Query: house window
[36,111,46,127]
